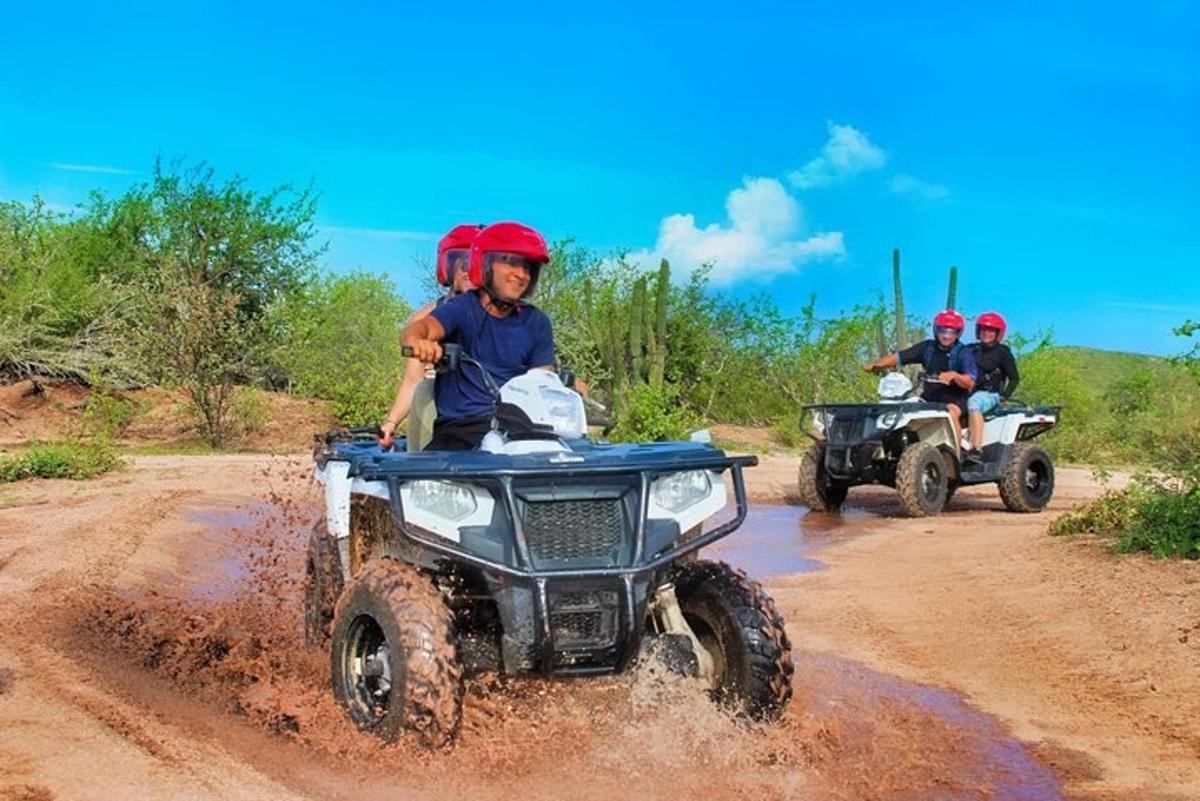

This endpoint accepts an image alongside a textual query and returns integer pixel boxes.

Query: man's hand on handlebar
[402,337,443,365]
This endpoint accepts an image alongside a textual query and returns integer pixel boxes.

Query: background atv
[797,372,1059,517]
[308,346,793,746]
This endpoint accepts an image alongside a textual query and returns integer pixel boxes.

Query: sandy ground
[0,454,1196,800]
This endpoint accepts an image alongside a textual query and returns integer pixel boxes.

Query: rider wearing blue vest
[863,309,978,447]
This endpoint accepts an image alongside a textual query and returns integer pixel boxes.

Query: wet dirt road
[0,455,1197,800]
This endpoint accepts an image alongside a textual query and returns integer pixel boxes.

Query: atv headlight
[651,470,713,513]
[876,410,900,429]
[407,480,477,522]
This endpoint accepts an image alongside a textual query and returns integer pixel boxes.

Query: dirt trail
[0,455,1196,800]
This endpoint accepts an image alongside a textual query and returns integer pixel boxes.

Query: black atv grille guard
[345,451,756,676]
[378,461,752,576]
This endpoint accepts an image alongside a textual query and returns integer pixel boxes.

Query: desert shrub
[1052,474,1200,560]
[1049,488,1138,538]
[79,384,140,438]
[271,271,411,426]
[0,440,124,482]
[608,382,700,443]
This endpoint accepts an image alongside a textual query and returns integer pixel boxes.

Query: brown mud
[0,455,1197,800]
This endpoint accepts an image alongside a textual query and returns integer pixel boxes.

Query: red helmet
[932,309,966,337]
[436,224,485,287]
[975,311,1007,342]
[468,222,550,300]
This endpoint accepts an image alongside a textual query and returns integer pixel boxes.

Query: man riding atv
[862,309,979,447]
[402,221,557,451]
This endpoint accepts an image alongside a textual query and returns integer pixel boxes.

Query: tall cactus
[946,265,958,310]
[629,276,646,381]
[648,259,670,388]
[892,248,909,349]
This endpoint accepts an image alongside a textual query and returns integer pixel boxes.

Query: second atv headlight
[651,470,712,513]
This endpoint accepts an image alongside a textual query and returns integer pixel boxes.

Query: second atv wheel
[330,559,464,747]
[672,560,794,721]
[797,442,848,512]
[895,442,949,517]
[304,520,345,645]
[999,442,1055,512]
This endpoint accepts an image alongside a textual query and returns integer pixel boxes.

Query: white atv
[309,344,793,746]
[797,372,1059,517]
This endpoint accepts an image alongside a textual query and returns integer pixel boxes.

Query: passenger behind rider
[965,311,1019,461]
[861,309,978,448]
[379,224,484,448]
[401,221,557,451]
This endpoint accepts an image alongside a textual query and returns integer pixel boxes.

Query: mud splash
[65,473,1064,800]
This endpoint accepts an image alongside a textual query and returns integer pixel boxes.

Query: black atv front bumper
[324,439,757,676]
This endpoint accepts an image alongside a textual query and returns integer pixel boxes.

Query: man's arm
[401,315,447,364]
[941,348,977,391]
[863,352,900,372]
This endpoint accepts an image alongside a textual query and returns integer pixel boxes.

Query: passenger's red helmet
[932,309,966,338]
[436,224,485,287]
[975,311,1007,342]
[468,222,550,299]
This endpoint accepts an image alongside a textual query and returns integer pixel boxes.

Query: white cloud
[320,225,437,241]
[49,162,135,175]
[888,173,951,202]
[788,122,887,189]
[627,177,845,284]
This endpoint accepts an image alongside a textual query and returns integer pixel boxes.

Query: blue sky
[1,2,1197,354]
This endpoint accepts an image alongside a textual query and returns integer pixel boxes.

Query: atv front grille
[548,587,620,650]
[551,611,605,645]
[521,499,625,565]
[828,417,865,445]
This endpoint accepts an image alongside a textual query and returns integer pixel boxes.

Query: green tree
[271,271,412,426]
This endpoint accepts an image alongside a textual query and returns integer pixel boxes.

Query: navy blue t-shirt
[429,291,557,421]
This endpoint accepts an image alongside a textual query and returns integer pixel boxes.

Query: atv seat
[407,378,437,452]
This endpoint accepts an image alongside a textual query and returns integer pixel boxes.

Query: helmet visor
[444,249,470,278]
[935,326,961,336]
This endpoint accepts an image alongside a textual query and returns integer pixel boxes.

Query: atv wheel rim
[921,462,942,504]
[344,615,393,722]
[1024,460,1051,500]
[683,614,727,692]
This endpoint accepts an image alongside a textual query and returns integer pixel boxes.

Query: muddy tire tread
[796,442,848,511]
[998,442,1055,513]
[331,559,463,747]
[304,519,344,645]
[895,442,947,517]
[672,560,794,720]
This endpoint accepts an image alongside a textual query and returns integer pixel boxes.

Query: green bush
[0,440,124,482]
[271,271,411,426]
[79,384,140,438]
[1050,471,1200,560]
[608,382,700,443]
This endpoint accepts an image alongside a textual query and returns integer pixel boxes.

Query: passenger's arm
[379,357,429,447]
[1003,349,1021,398]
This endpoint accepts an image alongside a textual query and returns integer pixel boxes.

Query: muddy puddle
[69,488,1063,800]
[704,502,874,577]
